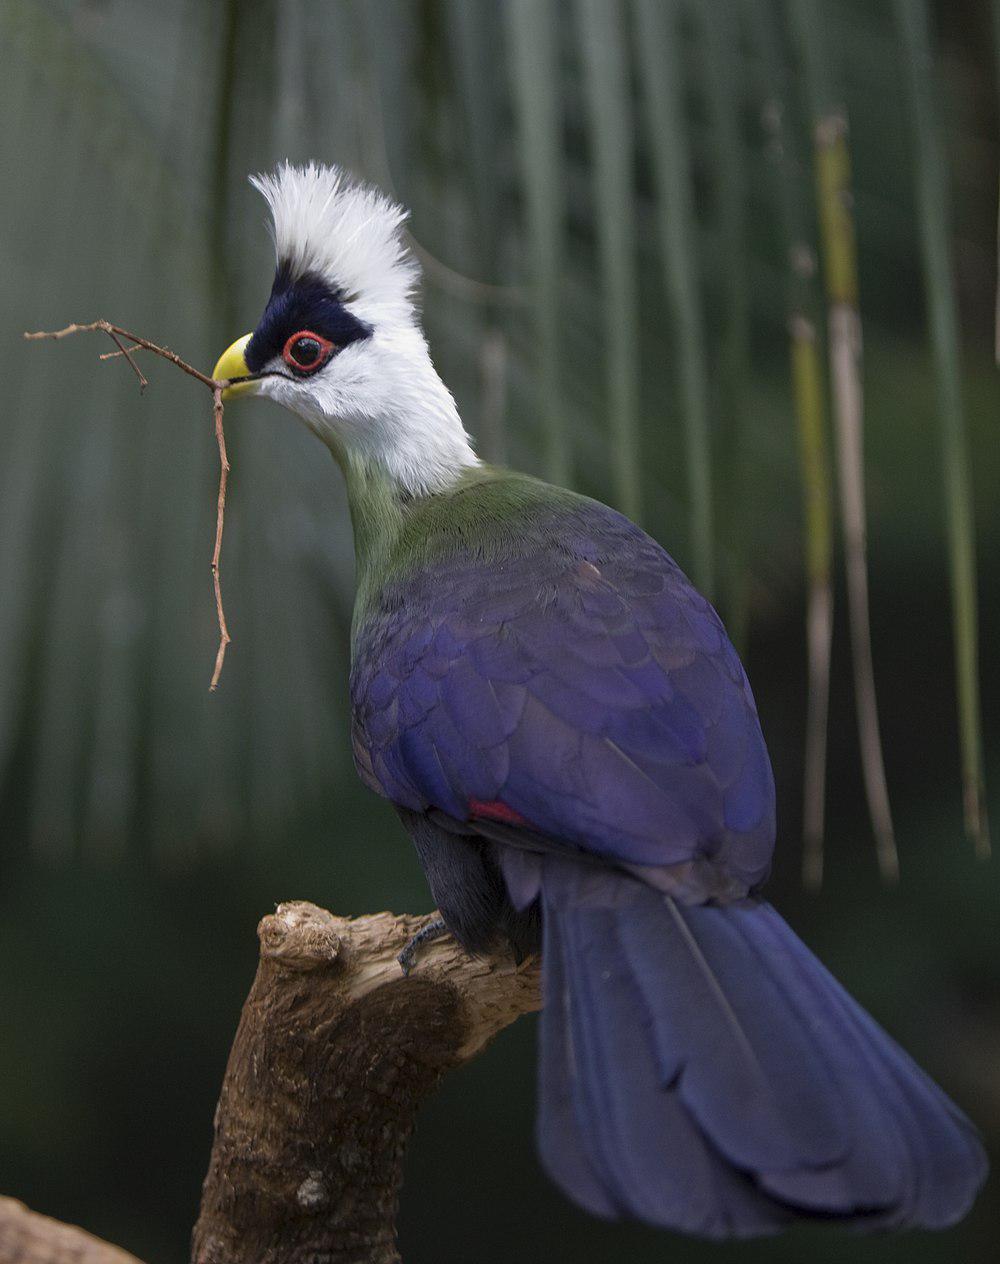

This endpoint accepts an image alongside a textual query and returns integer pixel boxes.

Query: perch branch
[0,1198,144,1264]
[192,902,540,1264]
[3,903,539,1264]
[24,320,232,689]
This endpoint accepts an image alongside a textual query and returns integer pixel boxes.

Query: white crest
[250,162,420,320]
[246,162,479,498]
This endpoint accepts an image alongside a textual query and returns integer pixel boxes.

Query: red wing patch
[468,797,530,827]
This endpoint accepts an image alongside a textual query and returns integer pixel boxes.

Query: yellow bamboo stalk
[814,115,897,883]
[790,311,834,888]
[749,3,836,888]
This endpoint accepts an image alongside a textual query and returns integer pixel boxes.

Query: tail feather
[749,902,983,1227]
[536,911,617,1220]
[618,897,858,1173]
[722,902,911,1218]
[554,903,789,1236]
[535,860,986,1238]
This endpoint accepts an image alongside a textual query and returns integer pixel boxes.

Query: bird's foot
[398,916,449,976]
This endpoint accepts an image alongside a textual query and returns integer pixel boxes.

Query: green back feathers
[344,459,581,641]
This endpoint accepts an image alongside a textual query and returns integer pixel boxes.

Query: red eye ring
[282,329,335,374]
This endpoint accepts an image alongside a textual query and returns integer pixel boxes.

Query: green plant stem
[575,0,642,521]
[895,0,989,857]
[633,0,714,597]
[696,0,749,647]
[506,0,569,487]
[748,0,836,888]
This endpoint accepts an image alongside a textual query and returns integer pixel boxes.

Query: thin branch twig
[25,320,219,387]
[98,342,154,360]
[210,386,231,691]
[106,331,149,391]
[24,320,233,690]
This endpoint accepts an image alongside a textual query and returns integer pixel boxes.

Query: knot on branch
[258,901,345,971]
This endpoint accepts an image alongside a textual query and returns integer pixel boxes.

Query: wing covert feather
[351,488,775,891]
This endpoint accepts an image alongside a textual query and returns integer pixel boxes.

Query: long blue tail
[535,861,987,1238]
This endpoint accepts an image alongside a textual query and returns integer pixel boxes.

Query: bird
[213,161,986,1238]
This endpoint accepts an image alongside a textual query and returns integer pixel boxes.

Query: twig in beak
[24,319,233,690]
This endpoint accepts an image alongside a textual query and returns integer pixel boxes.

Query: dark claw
[398,916,449,975]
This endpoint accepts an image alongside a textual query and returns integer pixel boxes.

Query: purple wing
[351,496,775,893]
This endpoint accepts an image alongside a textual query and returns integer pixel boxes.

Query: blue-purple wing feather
[351,495,775,890]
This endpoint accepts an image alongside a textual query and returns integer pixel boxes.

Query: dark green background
[0,1,997,1261]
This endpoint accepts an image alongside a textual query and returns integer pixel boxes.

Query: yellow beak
[213,334,256,400]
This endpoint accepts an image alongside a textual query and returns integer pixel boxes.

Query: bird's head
[214,162,476,496]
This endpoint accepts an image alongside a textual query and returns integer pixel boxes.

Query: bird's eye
[282,330,334,375]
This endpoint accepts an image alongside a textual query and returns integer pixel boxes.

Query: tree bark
[192,901,540,1264]
[0,1198,143,1264]
[1,902,540,1264]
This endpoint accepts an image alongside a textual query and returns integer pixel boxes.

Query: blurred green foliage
[0,1,997,1261]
